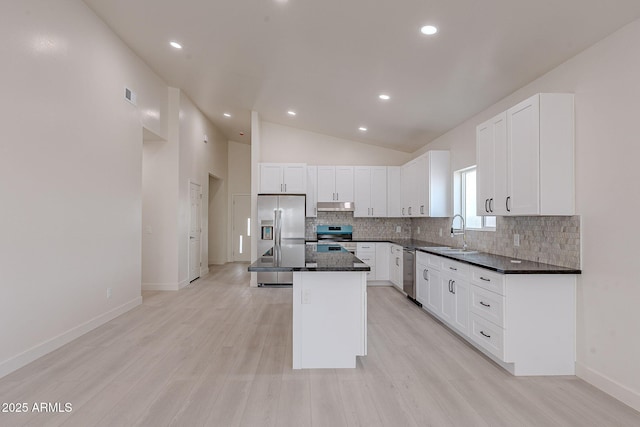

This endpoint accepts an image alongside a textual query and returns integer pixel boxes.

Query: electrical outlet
[417,226,421,234]
[439,228,443,237]
[514,234,520,247]
[107,288,112,299]
[396,225,401,233]
[302,289,311,304]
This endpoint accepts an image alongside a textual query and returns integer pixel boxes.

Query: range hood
[316,201,355,212]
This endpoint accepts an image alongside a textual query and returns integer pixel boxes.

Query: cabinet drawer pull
[479,277,491,282]
[449,266,457,271]
[423,269,428,280]
[479,301,491,308]
[480,331,491,339]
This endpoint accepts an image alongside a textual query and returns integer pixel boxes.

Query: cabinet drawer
[357,242,376,252]
[469,313,505,360]
[470,285,505,328]
[441,259,470,279]
[471,268,505,295]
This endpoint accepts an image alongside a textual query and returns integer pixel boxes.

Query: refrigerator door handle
[275,208,282,246]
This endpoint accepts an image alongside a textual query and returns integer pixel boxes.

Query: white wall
[142,138,179,288]
[418,18,640,411]
[261,122,412,165]
[177,90,229,278]
[226,141,252,261]
[0,0,168,376]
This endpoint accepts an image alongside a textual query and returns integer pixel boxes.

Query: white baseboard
[142,282,179,291]
[576,361,640,412]
[367,280,393,287]
[178,278,189,289]
[200,267,210,277]
[0,296,142,380]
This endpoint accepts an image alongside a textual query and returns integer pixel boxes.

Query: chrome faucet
[451,214,467,250]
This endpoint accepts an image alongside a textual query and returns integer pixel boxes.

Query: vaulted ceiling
[84,0,640,152]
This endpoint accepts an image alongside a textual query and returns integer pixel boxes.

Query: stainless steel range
[316,225,356,253]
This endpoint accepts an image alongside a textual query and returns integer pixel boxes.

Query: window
[453,166,495,231]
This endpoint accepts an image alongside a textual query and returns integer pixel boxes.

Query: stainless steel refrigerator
[257,194,306,285]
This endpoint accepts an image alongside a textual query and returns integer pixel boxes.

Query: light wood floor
[1,263,639,426]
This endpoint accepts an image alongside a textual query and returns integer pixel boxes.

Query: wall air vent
[124,87,137,105]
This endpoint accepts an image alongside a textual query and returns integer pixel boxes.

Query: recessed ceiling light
[287,111,296,116]
[359,127,368,132]
[379,94,390,101]
[169,41,183,49]
[420,25,438,35]
[223,113,231,118]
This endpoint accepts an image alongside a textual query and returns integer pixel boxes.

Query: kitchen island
[249,243,369,369]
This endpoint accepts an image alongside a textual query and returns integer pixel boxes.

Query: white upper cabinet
[386,166,402,217]
[477,93,574,216]
[401,151,451,217]
[476,112,507,215]
[259,163,307,194]
[306,165,317,217]
[354,166,387,217]
[317,166,354,202]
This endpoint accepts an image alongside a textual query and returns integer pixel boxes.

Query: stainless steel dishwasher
[402,248,420,305]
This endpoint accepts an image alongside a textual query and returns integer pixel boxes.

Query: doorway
[189,181,202,282]
[232,194,251,262]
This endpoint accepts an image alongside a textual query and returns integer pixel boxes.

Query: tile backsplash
[305,212,411,240]
[307,213,580,269]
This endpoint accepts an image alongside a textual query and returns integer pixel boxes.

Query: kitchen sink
[438,248,479,255]
[420,246,478,255]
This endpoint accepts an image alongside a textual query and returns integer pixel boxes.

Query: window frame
[453,166,495,231]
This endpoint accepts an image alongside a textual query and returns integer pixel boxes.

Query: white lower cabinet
[375,243,390,281]
[389,244,403,291]
[356,243,376,281]
[415,260,429,305]
[356,242,391,284]
[416,250,576,376]
[437,258,470,336]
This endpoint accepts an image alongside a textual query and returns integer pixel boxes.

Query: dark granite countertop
[248,242,370,272]
[306,238,581,274]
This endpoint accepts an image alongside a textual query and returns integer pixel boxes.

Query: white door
[189,182,202,282]
[334,166,354,202]
[354,167,371,217]
[232,194,251,262]
[306,166,317,217]
[260,164,284,193]
[508,95,540,215]
[370,166,387,217]
[282,165,307,193]
[317,166,336,202]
